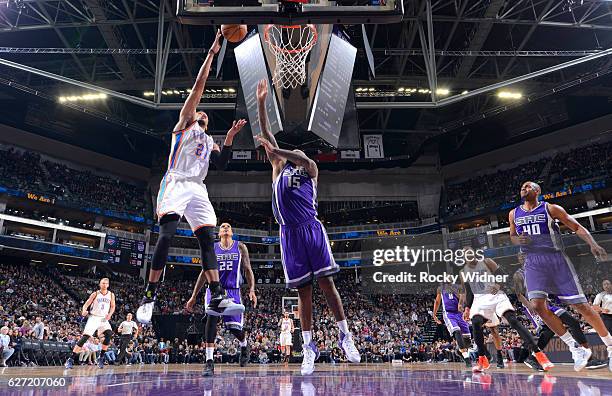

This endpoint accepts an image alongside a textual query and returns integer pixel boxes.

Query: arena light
[461,90,469,95]
[497,91,523,99]
[436,88,450,96]
[58,93,107,103]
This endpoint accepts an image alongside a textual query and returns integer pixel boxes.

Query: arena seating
[0,147,148,218]
[444,140,612,218]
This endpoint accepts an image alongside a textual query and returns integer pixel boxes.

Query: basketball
[221,24,248,43]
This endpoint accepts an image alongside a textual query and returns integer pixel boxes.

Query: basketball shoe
[339,331,361,363]
[472,356,490,373]
[239,345,250,367]
[205,291,245,317]
[203,359,214,376]
[571,346,592,372]
[301,342,320,375]
[534,351,554,371]
[136,291,156,324]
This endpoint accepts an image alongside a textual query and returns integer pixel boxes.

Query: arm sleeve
[465,282,474,308]
[210,145,232,170]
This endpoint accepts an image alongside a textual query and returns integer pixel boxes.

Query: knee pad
[151,215,180,271]
[195,226,217,271]
[102,330,113,346]
[77,335,90,348]
[471,315,485,328]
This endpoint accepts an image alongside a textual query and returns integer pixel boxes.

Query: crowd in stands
[444,140,612,218]
[1,262,606,368]
[0,146,147,217]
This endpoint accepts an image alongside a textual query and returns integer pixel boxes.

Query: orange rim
[263,24,318,54]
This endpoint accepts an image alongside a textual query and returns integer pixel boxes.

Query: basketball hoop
[263,24,318,89]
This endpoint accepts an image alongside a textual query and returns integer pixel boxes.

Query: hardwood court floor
[0,362,610,395]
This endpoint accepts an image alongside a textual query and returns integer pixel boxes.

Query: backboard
[177,0,404,25]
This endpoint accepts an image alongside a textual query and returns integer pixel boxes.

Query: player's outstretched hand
[433,315,442,325]
[257,79,268,102]
[256,135,274,152]
[81,309,88,317]
[209,29,222,55]
[591,244,608,261]
[227,119,247,137]
[249,289,257,308]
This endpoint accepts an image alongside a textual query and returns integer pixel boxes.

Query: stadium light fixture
[436,88,450,96]
[58,93,107,103]
[497,91,523,99]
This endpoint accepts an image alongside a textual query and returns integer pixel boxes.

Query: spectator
[0,326,15,367]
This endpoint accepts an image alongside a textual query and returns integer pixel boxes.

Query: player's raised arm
[210,119,247,170]
[176,30,222,129]
[238,242,257,308]
[256,79,280,149]
[547,203,607,261]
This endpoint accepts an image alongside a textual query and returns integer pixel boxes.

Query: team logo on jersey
[515,214,546,225]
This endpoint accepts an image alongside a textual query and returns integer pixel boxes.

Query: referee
[116,313,139,365]
[593,279,612,333]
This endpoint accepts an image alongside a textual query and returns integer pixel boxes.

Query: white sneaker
[205,295,245,317]
[301,342,319,375]
[339,332,361,363]
[136,300,155,324]
[571,347,592,372]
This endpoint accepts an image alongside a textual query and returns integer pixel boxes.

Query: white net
[264,24,318,89]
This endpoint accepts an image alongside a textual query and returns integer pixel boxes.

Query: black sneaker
[203,359,214,376]
[239,345,250,367]
[497,359,504,369]
[585,358,607,370]
[524,355,544,371]
[464,357,472,368]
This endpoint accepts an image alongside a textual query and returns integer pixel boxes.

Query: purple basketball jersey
[514,202,562,253]
[272,163,318,226]
[215,241,242,289]
[440,284,460,313]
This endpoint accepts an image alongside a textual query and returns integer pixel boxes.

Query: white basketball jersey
[90,290,112,317]
[462,260,500,295]
[166,121,214,180]
[280,318,292,333]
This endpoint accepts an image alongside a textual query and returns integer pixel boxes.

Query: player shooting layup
[255,79,360,375]
[510,181,612,372]
[137,30,247,324]
[65,278,115,369]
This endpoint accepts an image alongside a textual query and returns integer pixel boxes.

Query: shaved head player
[255,79,360,375]
[510,181,612,372]
[137,30,247,325]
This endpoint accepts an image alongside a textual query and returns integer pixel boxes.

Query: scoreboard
[104,236,145,267]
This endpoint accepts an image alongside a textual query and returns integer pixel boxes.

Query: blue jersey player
[255,79,360,375]
[510,181,611,372]
[186,223,257,376]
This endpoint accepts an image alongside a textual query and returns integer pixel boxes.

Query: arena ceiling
[0,0,610,165]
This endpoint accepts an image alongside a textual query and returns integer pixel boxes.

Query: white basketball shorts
[156,174,217,230]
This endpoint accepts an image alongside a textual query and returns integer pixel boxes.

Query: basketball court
[1,363,610,395]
